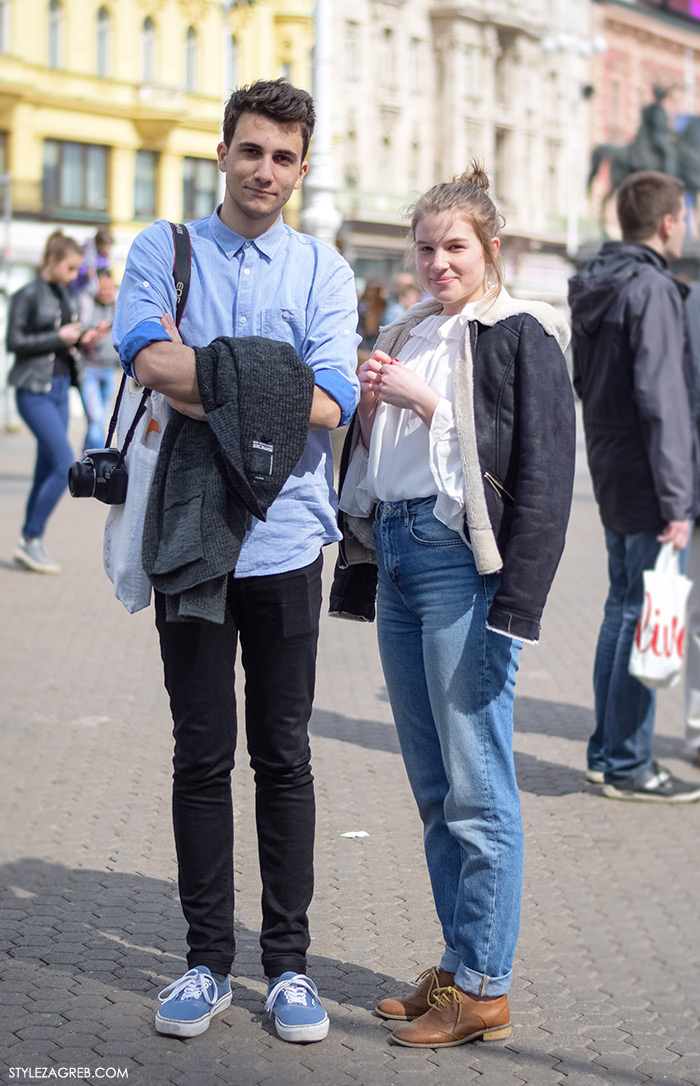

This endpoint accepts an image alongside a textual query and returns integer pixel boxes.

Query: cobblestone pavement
[1,412,700,1086]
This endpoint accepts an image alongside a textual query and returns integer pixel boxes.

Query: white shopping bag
[629,541,693,689]
[103,383,169,614]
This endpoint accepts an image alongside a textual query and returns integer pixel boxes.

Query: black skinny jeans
[154,554,323,979]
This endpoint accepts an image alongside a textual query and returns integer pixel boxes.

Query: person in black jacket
[7,230,106,574]
[569,170,700,804]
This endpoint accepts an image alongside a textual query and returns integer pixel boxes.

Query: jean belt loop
[403,500,411,527]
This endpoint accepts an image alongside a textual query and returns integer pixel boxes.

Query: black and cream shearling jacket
[330,289,576,644]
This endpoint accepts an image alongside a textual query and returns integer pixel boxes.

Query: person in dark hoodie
[569,169,700,804]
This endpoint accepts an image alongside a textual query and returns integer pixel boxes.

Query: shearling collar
[379,288,570,354]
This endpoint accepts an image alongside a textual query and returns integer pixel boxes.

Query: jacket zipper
[484,471,515,507]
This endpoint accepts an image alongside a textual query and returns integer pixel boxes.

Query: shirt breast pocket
[261,307,306,350]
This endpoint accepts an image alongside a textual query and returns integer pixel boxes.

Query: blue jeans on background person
[374,496,523,998]
[589,528,688,784]
[15,375,74,540]
[82,365,117,451]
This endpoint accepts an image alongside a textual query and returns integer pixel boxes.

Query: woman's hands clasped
[357,349,440,447]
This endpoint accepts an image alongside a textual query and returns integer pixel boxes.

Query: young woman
[333,165,576,1047]
[7,230,105,573]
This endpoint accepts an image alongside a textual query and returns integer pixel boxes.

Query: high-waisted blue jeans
[15,376,73,540]
[374,496,523,997]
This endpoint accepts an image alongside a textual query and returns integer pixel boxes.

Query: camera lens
[68,458,96,498]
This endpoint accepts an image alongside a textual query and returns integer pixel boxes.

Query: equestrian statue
[588,86,700,226]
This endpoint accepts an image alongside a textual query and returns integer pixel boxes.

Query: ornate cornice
[177,0,209,21]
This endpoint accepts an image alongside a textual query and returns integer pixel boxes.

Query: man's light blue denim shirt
[113,209,360,578]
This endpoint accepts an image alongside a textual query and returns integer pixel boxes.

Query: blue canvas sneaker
[155,966,231,1038]
[265,972,329,1043]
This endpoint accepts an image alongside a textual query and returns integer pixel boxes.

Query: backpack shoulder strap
[169,222,192,328]
[108,223,191,450]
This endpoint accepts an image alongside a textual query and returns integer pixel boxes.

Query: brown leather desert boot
[375,966,455,1021]
[391,985,511,1047]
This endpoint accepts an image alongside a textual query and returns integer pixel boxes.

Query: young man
[113,80,360,1041]
[569,170,700,804]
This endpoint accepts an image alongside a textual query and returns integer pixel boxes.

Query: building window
[48,0,63,69]
[0,132,7,174]
[380,28,395,87]
[183,157,218,220]
[280,61,292,81]
[378,136,391,190]
[409,38,421,93]
[0,0,10,54]
[43,139,109,215]
[135,149,157,219]
[141,16,155,83]
[185,25,197,93]
[96,6,110,78]
[345,22,359,81]
[225,34,238,97]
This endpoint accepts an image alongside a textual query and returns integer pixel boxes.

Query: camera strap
[106,222,192,462]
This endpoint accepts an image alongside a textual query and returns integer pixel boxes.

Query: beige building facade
[331,0,597,301]
[0,0,313,279]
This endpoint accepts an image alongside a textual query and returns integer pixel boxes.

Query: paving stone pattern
[1,414,699,1086]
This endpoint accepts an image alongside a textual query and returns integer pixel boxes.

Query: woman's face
[414,212,499,315]
[46,252,82,285]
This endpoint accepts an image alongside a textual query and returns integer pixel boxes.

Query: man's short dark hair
[222,78,315,160]
[617,171,684,241]
[96,268,113,281]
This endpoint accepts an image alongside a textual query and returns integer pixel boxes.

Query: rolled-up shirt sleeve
[304,257,360,425]
[113,220,177,376]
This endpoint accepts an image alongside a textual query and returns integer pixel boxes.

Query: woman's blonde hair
[41,230,82,271]
[408,161,505,296]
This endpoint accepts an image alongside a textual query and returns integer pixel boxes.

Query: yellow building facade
[0,0,313,269]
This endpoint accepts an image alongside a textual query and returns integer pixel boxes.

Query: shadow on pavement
[310,707,400,755]
[0,857,400,1007]
[515,694,691,763]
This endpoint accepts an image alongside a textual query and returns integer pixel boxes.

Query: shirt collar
[209,207,288,260]
[409,303,481,343]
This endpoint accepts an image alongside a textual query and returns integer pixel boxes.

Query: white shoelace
[158,968,217,1006]
[264,973,319,1014]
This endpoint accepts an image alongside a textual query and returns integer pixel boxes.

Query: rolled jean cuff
[454,963,512,998]
[440,947,461,974]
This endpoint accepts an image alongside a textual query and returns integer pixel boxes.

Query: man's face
[217,112,307,237]
[664,199,687,261]
[95,277,115,305]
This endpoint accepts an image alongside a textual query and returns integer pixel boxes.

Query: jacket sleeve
[627,279,693,523]
[6,285,65,358]
[487,319,576,643]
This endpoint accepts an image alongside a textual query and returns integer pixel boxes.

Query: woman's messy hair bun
[454,161,491,192]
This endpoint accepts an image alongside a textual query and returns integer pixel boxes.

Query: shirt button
[244,268,251,275]
[143,280,150,288]
[240,316,247,324]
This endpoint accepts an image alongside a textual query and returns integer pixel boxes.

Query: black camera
[68,447,128,505]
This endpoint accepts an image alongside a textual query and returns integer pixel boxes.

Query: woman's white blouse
[339,306,478,535]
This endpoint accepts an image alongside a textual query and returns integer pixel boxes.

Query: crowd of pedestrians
[4,75,700,1057]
